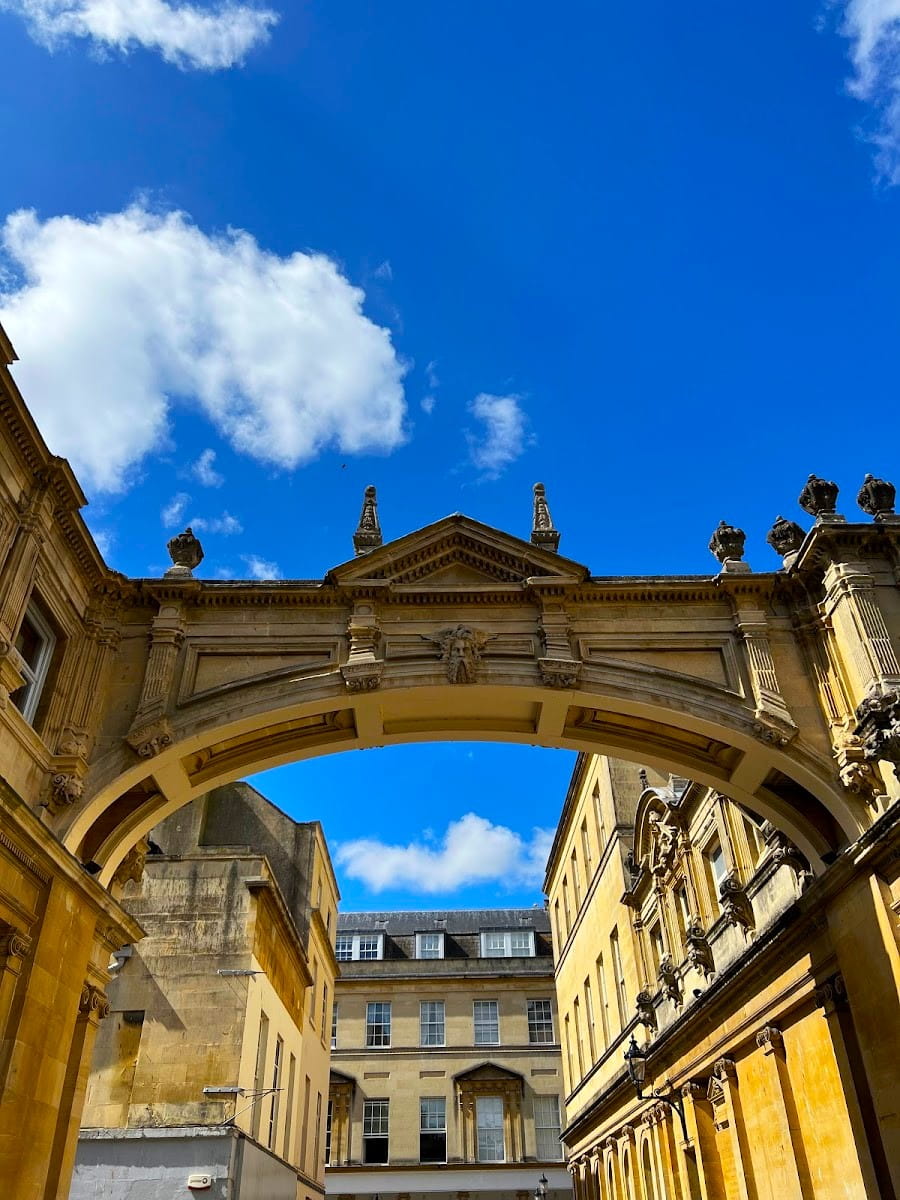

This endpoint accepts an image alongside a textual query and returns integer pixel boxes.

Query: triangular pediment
[327,515,589,588]
[453,1061,525,1085]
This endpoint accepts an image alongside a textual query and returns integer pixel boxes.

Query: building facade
[72,783,340,1200]
[326,910,572,1200]
[546,754,896,1200]
[2,311,900,1200]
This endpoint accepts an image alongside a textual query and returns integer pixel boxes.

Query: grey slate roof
[336,908,550,935]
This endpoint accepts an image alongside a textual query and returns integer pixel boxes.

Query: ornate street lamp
[624,1035,688,1141]
[534,1173,549,1200]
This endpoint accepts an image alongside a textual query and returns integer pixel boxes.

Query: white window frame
[363,1098,390,1164]
[366,1001,391,1047]
[475,1095,505,1162]
[416,932,444,959]
[527,998,554,1044]
[335,932,384,962]
[533,1095,563,1161]
[473,999,499,1045]
[420,1000,445,1046]
[419,1097,447,1163]
[331,1001,338,1050]
[480,929,535,958]
[12,602,56,725]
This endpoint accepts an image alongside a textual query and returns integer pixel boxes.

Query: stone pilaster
[341,602,383,692]
[125,603,186,757]
[752,1025,804,1200]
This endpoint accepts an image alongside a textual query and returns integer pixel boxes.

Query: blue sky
[1,0,898,908]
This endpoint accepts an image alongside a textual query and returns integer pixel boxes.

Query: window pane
[510,931,534,956]
[420,1097,446,1130]
[335,935,353,961]
[483,932,506,957]
[474,1000,499,1044]
[363,1099,389,1164]
[476,1096,505,1162]
[527,999,554,1043]
[366,1002,391,1046]
[420,1000,445,1046]
[358,935,381,960]
[534,1095,562,1161]
[420,1097,446,1164]
[418,933,443,959]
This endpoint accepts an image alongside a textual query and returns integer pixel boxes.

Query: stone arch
[62,678,857,887]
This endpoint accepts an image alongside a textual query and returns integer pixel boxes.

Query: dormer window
[480,930,535,958]
[335,932,383,961]
[11,602,56,726]
[416,932,444,959]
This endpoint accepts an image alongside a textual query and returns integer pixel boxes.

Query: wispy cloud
[0,206,407,494]
[466,392,528,478]
[335,813,554,895]
[1,0,278,71]
[373,259,393,281]
[191,447,224,486]
[241,553,281,579]
[161,491,191,527]
[421,394,436,414]
[841,0,900,180]
[189,511,242,535]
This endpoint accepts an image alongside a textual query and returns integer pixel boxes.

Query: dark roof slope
[336,908,550,935]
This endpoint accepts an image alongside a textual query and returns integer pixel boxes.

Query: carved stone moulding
[424,625,492,684]
[814,972,847,1015]
[0,923,32,961]
[836,736,887,809]
[340,661,383,693]
[755,1025,783,1055]
[531,483,560,552]
[112,837,151,888]
[353,485,383,555]
[751,716,795,748]
[538,656,581,689]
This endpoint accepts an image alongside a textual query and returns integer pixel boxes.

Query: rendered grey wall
[71,1130,233,1200]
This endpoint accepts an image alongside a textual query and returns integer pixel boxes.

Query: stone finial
[708,521,750,574]
[766,515,806,568]
[798,474,843,521]
[531,483,560,552]
[856,474,897,522]
[353,485,383,556]
[165,527,204,578]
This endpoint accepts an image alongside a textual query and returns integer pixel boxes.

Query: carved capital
[755,1025,783,1054]
[79,983,110,1021]
[814,972,847,1015]
[0,924,32,961]
[712,1057,736,1081]
[126,717,174,759]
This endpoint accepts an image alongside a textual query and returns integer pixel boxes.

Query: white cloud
[2,0,278,70]
[421,394,436,414]
[0,206,408,494]
[466,392,528,478]
[841,0,900,180]
[373,259,393,281]
[189,510,242,534]
[335,813,555,895]
[192,447,223,486]
[241,553,280,579]
[161,491,190,527]
[425,360,439,389]
[90,527,115,558]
